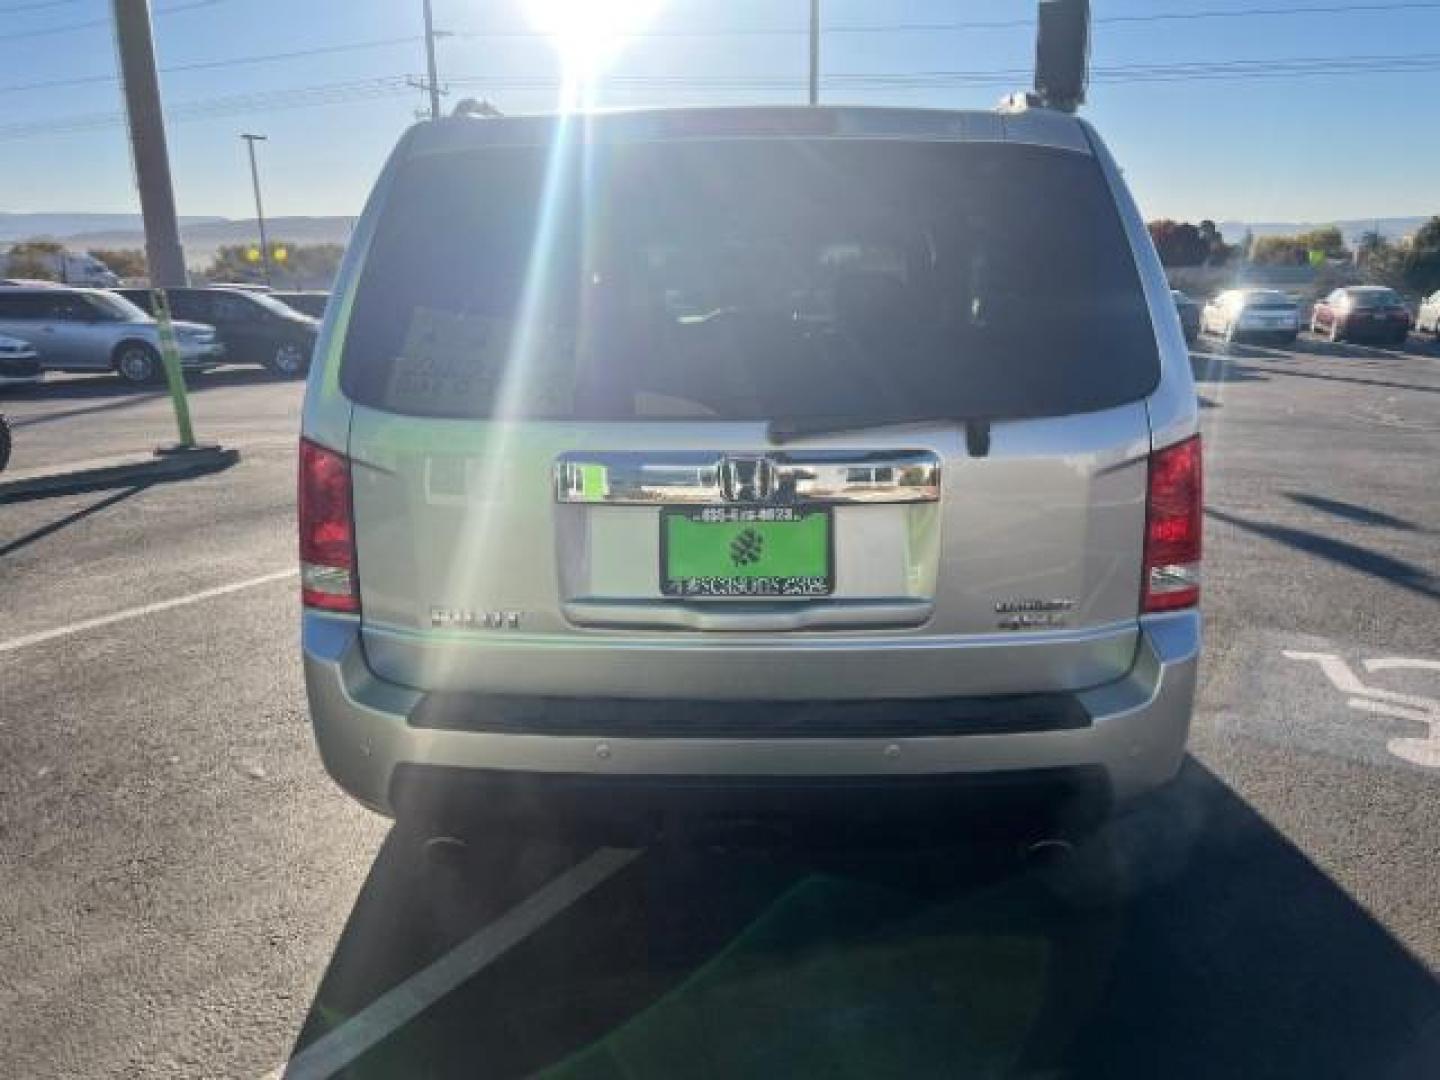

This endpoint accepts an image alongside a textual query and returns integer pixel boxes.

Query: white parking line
[0,568,298,656]
[275,846,642,1080]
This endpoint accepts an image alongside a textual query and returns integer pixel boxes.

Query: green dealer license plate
[661,506,833,598]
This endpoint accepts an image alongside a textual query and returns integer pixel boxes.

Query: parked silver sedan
[0,287,223,385]
[1201,288,1300,345]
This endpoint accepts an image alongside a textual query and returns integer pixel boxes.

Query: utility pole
[240,133,273,287]
[423,0,442,120]
[808,0,820,105]
[111,0,186,287]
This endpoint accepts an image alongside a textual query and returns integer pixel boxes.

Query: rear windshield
[1348,288,1400,308]
[245,291,304,318]
[1243,292,1295,310]
[341,139,1159,422]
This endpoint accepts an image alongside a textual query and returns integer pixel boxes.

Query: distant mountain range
[0,213,357,266]
[1,212,1429,265]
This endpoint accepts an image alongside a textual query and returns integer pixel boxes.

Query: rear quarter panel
[1079,120,1199,452]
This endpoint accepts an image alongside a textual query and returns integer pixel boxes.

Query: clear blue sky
[1,0,1438,227]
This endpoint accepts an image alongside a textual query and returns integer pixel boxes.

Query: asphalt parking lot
[1,334,1438,1078]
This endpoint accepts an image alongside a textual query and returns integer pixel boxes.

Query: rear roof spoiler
[409,105,1092,156]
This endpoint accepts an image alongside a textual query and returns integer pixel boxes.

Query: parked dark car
[1310,286,1411,345]
[1171,289,1200,344]
[272,291,329,319]
[116,286,319,377]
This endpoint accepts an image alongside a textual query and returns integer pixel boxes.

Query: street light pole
[808,0,820,105]
[111,0,187,287]
[240,133,273,287]
[423,0,442,120]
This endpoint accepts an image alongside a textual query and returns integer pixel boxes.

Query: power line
[6,49,1440,141]
[0,0,228,43]
[0,34,422,94]
[0,76,416,140]
[447,1,1440,38]
[5,0,1438,46]
[6,44,1440,141]
[1096,1,1440,25]
[0,0,84,14]
[6,1,1438,83]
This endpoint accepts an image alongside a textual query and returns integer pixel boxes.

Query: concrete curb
[0,446,241,504]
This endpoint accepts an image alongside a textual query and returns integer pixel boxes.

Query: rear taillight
[298,437,359,613]
[1143,435,1202,613]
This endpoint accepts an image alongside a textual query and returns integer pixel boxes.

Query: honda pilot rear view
[299,106,1201,832]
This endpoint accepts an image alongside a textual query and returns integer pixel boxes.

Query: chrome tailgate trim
[555,450,941,505]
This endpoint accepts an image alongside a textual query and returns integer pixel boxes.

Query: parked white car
[1416,289,1440,337]
[1201,289,1300,344]
[0,333,43,389]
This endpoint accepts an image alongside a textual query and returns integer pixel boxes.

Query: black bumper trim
[408,692,1092,739]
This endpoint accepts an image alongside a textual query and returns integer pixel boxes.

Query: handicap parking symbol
[1284,651,1440,770]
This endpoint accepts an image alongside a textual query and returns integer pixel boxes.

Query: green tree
[89,248,147,279]
[1294,226,1348,260]
[1146,219,1208,267]
[204,243,268,284]
[1410,215,1440,251]
[3,238,64,280]
[1250,236,1307,266]
[1355,233,1407,291]
[1400,216,1440,295]
[1355,230,1386,262]
[203,241,344,287]
[1195,219,1235,265]
[280,243,344,287]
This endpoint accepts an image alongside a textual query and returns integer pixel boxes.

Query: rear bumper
[1339,319,1409,339]
[302,610,1199,817]
[177,342,225,367]
[1234,322,1298,339]
[0,357,42,381]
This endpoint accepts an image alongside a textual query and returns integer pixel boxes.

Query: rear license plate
[661,506,833,598]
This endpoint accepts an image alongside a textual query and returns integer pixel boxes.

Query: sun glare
[525,0,662,108]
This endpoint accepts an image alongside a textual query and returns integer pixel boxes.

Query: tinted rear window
[341,139,1159,422]
[1349,289,1400,308]
[1243,292,1296,311]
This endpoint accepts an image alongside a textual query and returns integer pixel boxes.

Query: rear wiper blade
[767,415,992,457]
[766,415,945,445]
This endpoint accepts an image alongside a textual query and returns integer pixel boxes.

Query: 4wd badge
[430,607,522,630]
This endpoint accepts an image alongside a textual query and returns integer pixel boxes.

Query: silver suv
[0,287,223,385]
[299,106,1201,833]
